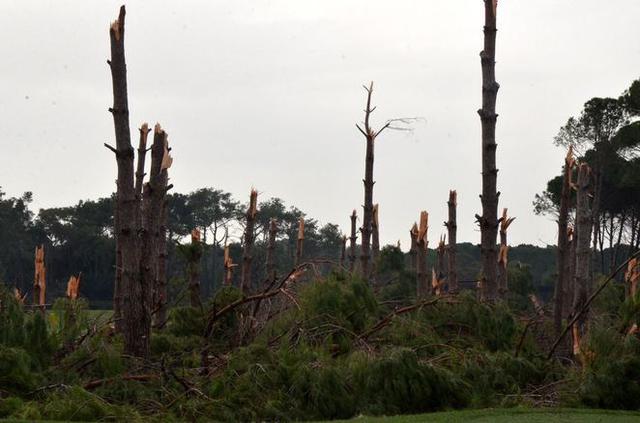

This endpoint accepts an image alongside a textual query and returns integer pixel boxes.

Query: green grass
[331,408,640,422]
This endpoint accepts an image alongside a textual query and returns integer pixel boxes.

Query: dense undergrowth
[1,256,640,421]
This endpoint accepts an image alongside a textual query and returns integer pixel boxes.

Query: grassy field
[332,408,640,422]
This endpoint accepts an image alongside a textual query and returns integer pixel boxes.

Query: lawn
[332,408,640,422]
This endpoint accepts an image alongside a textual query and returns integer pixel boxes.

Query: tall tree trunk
[409,223,418,273]
[554,148,575,336]
[564,226,576,318]
[497,208,515,295]
[241,189,258,294]
[349,210,358,272]
[155,199,168,328]
[445,190,458,293]
[223,245,235,286]
[33,245,46,314]
[265,219,278,285]
[108,6,146,357]
[372,204,380,260]
[356,82,390,284]
[477,0,500,302]
[416,211,429,298]
[339,236,347,269]
[573,163,593,337]
[187,229,203,308]
[295,218,304,266]
[134,123,150,226]
[434,236,446,295]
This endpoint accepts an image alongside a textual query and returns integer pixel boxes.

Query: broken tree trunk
[33,245,46,313]
[416,211,429,298]
[223,245,236,286]
[186,229,203,309]
[625,258,639,299]
[554,147,575,336]
[477,0,500,302]
[66,273,81,300]
[444,190,458,293]
[564,226,576,319]
[356,82,391,284]
[139,125,172,344]
[295,218,304,266]
[349,210,358,272]
[372,204,380,261]
[434,235,446,295]
[339,235,347,268]
[241,189,258,294]
[108,6,147,357]
[134,123,150,227]
[497,208,515,295]
[409,223,418,273]
[573,163,593,339]
[155,199,168,328]
[265,219,278,285]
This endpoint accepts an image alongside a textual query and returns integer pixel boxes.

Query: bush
[0,346,37,393]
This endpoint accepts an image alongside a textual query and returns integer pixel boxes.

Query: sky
[1,0,639,249]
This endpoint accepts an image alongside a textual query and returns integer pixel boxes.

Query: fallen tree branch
[546,249,640,359]
[359,296,443,341]
[83,374,158,390]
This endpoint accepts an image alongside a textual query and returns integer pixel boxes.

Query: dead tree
[185,229,203,308]
[626,258,640,299]
[349,210,358,272]
[554,147,575,335]
[66,274,81,300]
[33,245,46,313]
[444,190,458,293]
[573,163,593,338]
[134,123,150,227]
[106,6,173,356]
[416,211,429,298]
[434,235,446,295]
[372,204,380,261]
[476,0,500,301]
[241,189,258,294]
[497,208,515,295]
[356,82,391,284]
[265,219,278,285]
[155,199,168,327]
[564,226,576,318]
[339,236,347,268]
[295,218,304,266]
[223,245,237,286]
[409,223,418,273]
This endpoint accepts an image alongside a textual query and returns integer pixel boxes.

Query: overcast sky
[1,1,639,248]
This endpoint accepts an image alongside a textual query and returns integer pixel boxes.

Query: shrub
[0,346,37,393]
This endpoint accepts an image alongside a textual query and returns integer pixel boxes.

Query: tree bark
[187,229,203,309]
[498,208,515,295]
[295,218,304,266]
[372,204,380,261]
[265,219,278,285]
[573,163,593,336]
[240,189,258,294]
[349,210,357,272]
[434,236,446,295]
[416,211,429,298]
[339,236,347,268]
[554,148,574,336]
[108,6,146,357]
[154,198,168,328]
[409,223,418,273]
[477,0,500,302]
[134,123,150,227]
[444,190,458,293]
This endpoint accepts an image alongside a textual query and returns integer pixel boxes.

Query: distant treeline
[0,186,564,306]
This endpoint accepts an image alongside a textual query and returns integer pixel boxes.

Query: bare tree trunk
[33,245,46,314]
[372,204,380,260]
[564,226,576,318]
[409,223,418,273]
[349,210,357,272]
[554,148,575,335]
[416,212,429,298]
[223,245,235,286]
[265,219,278,285]
[134,123,150,225]
[498,208,515,296]
[187,229,203,308]
[339,236,347,269]
[434,236,446,295]
[476,0,500,302]
[241,189,258,294]
[573,163,593,337]
[154,199,168,328]
[445,190,458,293]
[356,82,391,284]
[295,218,304,266]
[108,6,147,357]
